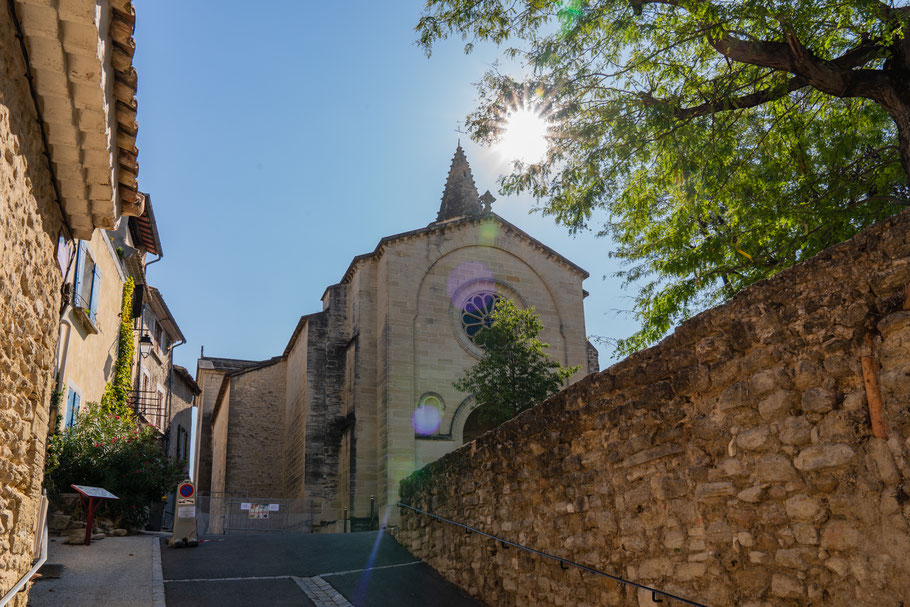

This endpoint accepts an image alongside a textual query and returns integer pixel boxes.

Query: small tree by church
[454,300,579,428]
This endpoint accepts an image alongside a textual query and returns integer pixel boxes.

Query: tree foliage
[417,0,910,355]
[45,403,184,529]
[454,300,579,426]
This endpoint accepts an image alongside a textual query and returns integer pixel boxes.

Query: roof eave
[13,0,143,238]
[146,286,185,342]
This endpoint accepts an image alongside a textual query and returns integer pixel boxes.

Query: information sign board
[71,485,119,500]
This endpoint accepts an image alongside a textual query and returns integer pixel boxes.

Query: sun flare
[497,106,549,163]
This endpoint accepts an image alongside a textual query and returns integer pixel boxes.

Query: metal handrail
[0,494,49,606]
[397,502,708,607]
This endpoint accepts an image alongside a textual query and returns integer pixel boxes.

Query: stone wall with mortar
[372,215,591,516]
[221,361,287,497]
[397,211,910,607]
[194,366,227,495]
[0,6,65,603]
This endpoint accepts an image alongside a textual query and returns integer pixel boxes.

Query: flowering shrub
[45,403,184,529]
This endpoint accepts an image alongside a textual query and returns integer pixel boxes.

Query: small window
[154,321,163,349]
[413,393,444,436]
[176,425,189,461]
[176,426,183,459]
[64,387,81,429]
[157,386,165,428]
[73,241,102,323]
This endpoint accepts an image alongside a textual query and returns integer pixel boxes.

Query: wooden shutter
[88,263,102,322]
[73,242,86,306]
[65,389,80,428]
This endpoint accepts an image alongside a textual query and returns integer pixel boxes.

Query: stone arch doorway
[461,406,499,444]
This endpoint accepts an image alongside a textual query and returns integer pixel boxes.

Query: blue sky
[133,0,639,373]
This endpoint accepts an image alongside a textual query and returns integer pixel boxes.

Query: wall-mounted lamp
[138,333,153,359]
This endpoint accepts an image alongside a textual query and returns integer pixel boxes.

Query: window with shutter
[88,263,102,322]
[72,241,101,323]
[73,242,86,305]
[65,388,81,428]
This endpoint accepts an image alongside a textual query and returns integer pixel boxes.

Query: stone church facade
[197,147,598,531]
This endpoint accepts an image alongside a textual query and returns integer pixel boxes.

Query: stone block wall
[223,360,286,497]
[0,6,65,603]
[194,367,227,495]
[397,211,910,607]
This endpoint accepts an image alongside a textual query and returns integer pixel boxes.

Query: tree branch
[673,75,807,119]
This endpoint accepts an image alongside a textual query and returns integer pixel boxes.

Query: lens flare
[447,261,494,303]
[412,405,442,436]
[497,105,549,163]
[353,505,396,604]
[478,222,498,246]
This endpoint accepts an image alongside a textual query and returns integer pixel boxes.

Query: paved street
[161,531,482,607]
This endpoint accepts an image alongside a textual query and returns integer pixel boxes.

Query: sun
[497,105,549,163]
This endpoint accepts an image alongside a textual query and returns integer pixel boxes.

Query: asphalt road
[160,531,482,607]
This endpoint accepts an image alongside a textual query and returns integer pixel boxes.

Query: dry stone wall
[397,211,910,607]
[0,7,65,604]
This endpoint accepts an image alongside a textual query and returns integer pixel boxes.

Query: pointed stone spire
[436,145,483,222]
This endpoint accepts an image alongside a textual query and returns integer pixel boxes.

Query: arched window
[413,393,444,436]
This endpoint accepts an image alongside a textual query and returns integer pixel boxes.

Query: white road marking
[163,560,422,607]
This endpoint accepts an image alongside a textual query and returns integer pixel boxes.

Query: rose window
[461,292,501,343]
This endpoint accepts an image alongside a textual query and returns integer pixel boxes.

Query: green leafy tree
[417,0,910,355]
[45,403,184,529]
[454,300,579,426]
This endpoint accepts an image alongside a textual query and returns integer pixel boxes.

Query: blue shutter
[65,389,79,428]
[88,263,101,322]
[73,242,86,307]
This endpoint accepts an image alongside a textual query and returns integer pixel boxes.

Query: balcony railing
[127,389,165,431]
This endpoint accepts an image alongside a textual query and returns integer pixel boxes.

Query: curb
[151,537,165,607]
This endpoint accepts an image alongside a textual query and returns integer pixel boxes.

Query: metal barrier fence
[192,494,380,535]
[195,494,315,535]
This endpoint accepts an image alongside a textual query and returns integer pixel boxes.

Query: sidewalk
[27,533,165,607]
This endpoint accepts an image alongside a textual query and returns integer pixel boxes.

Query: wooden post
[861,334,890,439]
[82,497,100,545]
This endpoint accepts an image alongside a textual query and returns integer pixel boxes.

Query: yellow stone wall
[0,6,64,602]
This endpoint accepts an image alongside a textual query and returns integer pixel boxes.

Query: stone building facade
[52,223,128,431]
[0,0,142,603]
[397,210,910,607]
[133,285,185,431]
[198,146,596,531]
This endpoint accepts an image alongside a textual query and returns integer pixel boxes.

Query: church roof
[337,212,589,286]
[435,145,483,222]
[327,146,589,288]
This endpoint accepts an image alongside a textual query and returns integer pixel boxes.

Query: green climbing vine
[101,277,135,418]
